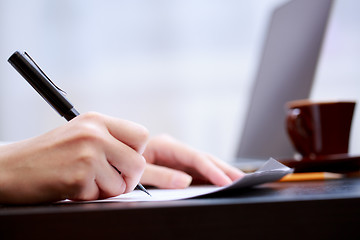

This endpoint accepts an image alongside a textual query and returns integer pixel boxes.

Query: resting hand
[141,135,244,189]
[0,112,148,204]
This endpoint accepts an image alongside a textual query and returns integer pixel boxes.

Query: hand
[141,135,244,189]
[0,112,148,204]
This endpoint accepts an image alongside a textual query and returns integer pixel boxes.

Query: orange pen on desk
[280,172,344,182]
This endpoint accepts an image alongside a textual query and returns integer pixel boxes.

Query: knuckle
[77,112,103,122]
[129,154,147,174]
[70,123,105,147]
[131,125,149,153]
[134,125,149,143]
[157,133,173,140]
[153,134,175,144]
[138,155,147,170]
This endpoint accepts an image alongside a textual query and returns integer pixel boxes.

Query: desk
[1,178,360,240]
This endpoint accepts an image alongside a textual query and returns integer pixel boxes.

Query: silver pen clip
[24,51,67,95]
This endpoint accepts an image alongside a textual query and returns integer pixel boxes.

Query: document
[91,158,292,202]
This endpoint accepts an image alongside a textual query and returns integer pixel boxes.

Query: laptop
[233,0,334,170]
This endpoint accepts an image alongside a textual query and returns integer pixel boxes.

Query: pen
[8,50,151,196]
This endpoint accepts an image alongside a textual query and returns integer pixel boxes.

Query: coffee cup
[285,99,356,159]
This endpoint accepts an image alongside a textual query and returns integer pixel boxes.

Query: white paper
[89,158,292,203]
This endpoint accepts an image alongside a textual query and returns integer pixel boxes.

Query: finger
[189,154,233,186]
[93,157,127,199]
[205,154,245,181]
[77,112,149,154]
[141,163,192,189]
[151,136,233,186]
[103,136,146,193]
[101,114,149,154]
[68,177,100,201]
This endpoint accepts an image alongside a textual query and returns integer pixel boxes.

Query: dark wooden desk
[1,178,360,240]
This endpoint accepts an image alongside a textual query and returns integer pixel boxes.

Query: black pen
[8,50,151,196]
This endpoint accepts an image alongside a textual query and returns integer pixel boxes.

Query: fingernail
[171,173,193,189]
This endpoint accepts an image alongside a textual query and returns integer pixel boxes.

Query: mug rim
[286,99,356,109]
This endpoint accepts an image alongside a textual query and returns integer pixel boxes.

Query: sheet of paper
[89,158,292,203]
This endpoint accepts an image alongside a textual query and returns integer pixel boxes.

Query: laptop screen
[236,0,334,161]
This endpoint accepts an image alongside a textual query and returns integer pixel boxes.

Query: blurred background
[0,0,359,161]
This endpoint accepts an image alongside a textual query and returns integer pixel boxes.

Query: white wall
[0,0,359,160]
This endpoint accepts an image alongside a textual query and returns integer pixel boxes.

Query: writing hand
[0,112,148,204]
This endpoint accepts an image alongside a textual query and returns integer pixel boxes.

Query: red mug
[286,100,356,158]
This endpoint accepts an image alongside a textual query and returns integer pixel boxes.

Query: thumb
[141,163,192,189]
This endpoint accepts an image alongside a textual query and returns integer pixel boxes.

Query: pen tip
[136,184,152,196]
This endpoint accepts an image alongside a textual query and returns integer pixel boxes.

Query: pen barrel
[8,51,75,118]
[64,108,80,121]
